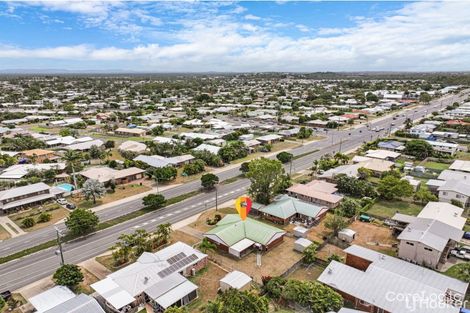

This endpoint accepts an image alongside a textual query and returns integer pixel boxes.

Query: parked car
[463,232,470,240]
[359,215,374,223]
[66,203,76,210]
[450,249,470,260]
[0,290,11,300]
[56,198,67,205]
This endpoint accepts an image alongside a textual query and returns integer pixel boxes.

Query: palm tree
[63,150,82,189]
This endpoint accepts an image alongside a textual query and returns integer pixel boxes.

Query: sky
[0,0,469,72]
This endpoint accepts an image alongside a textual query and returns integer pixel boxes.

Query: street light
[54,226,65,265]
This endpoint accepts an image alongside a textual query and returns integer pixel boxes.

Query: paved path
[0,216,25,238]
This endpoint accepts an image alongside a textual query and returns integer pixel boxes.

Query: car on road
[56,198,67,205]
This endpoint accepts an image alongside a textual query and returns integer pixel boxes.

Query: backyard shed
[294,226,309,238]
[219,271,252,292]
[294,238,313,253]
[338,228,356,243]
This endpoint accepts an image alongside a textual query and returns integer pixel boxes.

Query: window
[359,300,371,307]
[406,242,415,246]
[442,192,448,196]
[424,247,433,252]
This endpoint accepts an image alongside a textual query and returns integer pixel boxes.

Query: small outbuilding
[294,238,313,253]
[293,226,309,238]
[219,271,252,292]
[338,228,356,243]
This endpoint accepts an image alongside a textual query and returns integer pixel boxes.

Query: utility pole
[289,160,293,176]
[155,178,159,194]
[55,226,65,265]
[339,138,343,153]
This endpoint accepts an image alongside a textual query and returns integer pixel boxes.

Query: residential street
[0,90,468,292]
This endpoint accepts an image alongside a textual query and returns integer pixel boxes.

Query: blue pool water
[57,183,74,192]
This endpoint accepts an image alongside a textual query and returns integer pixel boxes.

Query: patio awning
[155,280,198,309]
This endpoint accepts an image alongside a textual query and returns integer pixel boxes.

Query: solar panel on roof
[158,254,199,278]
[167,252,186,264]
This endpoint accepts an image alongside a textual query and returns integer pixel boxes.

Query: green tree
[205,289,269,313]
[0,296,5,311]
[419,92,432,104]
[153,223,172,247]
[451,199,464,208]
[297,126,313,139]
[276,151,293,164]
[65,208,99,236]
[198,237,217,253]
[339,198,359,218]
[377,175,413,200]
[404,140,433,160]
[247,158,290,205]
[53,264,84,289]
[104,140,115,149]
[240,162,250,174]
[37,212,52,223]
[82,179,106,204]
[63,150,83,188]
[151,125,165,136]
[325,210,347,236]
[182,159,205,176]
[88,145,102,159]
[142,194,166,210]
[327,253,343,263]
[218,141,248,163]
[150,166,177,182]
[201,173,219,189]
[303,243,318,264]
[414,185,437,205]
[21,217,36,228]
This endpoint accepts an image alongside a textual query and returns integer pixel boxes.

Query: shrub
[22,217,36,228]
[37,212,52,223]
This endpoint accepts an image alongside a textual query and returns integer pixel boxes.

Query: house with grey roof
[91,242,207,313]
[0,182,64,213]
[438,179,470,208]
[64,139,104,151]
[318,245,468,313]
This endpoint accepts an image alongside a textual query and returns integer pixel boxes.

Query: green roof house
[204,214,286,258]
[258,195,328,226]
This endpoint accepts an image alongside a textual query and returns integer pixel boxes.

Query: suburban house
[286,180,343,208]
[427,140,459,156]
[255,194,329,226]
[0,163,65,181]
[20,149,57,163]
[438,180,470,208]
[256,134,283,144]
[135,154,195,169]
[391,202,465,268]
[318,245,468,313]
[192,143,221,155]
[0,182,65,213]
[320,159,394,181]
[64,139,104,151]
[29,286,105,313]
[80,167,145,185]
[114,127,147,137]
[364,149,401,161]
[449,160,470,172]
[219,271,252,292]
[204,214,286,258]
[377,140,405,152]
[118,141,147,153]
[91,242,207,313]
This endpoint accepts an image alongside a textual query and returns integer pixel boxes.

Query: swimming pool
[56,183,75,192]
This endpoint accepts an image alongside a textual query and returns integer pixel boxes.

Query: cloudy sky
[0,1,469,72]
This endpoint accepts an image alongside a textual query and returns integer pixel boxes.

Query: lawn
[367,199,423,219]
[0,224,11,240]
[422,161,450,171]
[456,152,470,161]
[9,203,70,231]
[72,184,151,209]
[444,263,467,282]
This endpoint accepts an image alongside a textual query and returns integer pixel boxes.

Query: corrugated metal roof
[43,294,105,313]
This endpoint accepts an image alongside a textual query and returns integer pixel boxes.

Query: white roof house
[219,271,252,291]
[0,163,65,180]
[65,139,104,151]
[29,286,76,313]
[40,294,105,313]
[91,242,206,312]
[318,245,468,313]
[192,144,221,155]
[449,160,470,173]
[417,202,466,230]
[118,141,147,153]
[365,149,401,160]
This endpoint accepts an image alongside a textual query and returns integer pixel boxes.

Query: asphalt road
[0,90,468,291]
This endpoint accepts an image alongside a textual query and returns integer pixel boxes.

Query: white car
[450,249,470,260]
[56,198,67,205]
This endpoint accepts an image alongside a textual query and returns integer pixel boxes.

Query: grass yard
[72,183,151,209]
[0,224,11,240]
[456,152,470,161]
[9,204,70,231]
[444,263,468,282]
[422,161,450,171]
[367,199,423,219]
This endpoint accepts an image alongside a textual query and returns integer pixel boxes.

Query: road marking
[132,225,139,229]
[167,213,173,216]
[151,219,157,222]
[175,210,181,214]
[158,216,164,219]
[143,222,148,226]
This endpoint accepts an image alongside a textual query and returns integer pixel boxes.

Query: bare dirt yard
[316,243,347,261]
[348,220,398,255]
